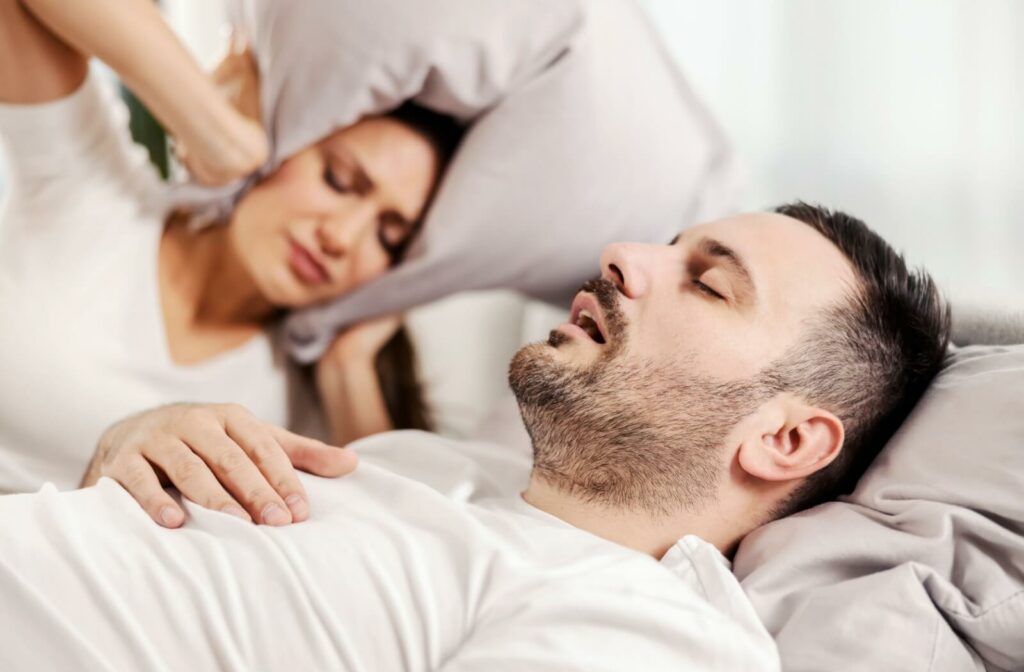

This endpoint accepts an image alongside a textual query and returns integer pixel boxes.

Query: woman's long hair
[371,102,462,432]
[375,327,432,431]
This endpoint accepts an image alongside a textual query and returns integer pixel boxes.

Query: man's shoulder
[464,547,779,671]
[344,429,533,501]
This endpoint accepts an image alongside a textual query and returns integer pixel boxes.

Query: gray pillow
[734,344,1024,671]
[174,0,738,363]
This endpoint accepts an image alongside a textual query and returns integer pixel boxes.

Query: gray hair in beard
[509,280,772,517]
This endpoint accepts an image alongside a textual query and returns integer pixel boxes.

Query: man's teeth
[575,310,606,344]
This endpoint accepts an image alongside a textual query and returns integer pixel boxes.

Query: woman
[0,0,458,525]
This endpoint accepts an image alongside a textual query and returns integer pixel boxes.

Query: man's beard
[509,279,767,516]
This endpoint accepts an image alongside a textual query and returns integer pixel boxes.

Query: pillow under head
[735,344,1024,671]
[173,0,738,363]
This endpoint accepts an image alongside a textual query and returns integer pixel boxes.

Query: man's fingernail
[285,494,307,518]
[160,506,181,526]
[262,503,290,526]
[222,504,251,522]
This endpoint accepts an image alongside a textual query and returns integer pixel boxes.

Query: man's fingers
[272,426,359,478]
[224,412,310,522]
[143,439,251,523]
[181,418,292,526]
[110,455,184,528]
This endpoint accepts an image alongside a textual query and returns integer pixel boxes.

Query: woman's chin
[257,270,315,310]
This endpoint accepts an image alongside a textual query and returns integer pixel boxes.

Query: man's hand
[83,403,358,528]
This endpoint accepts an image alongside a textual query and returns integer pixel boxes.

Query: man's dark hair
[768,201,951,517]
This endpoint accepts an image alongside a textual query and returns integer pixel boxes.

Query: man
[0,204,949,671]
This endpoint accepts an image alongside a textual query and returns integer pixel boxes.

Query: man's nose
[316,202,376,258]
[599,242,665,299]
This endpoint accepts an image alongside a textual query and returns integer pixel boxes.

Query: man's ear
[736,396,844,482]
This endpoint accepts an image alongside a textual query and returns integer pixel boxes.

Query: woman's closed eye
[378,211,413,256]
[323,166,351,194]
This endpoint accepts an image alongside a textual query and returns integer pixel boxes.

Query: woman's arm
[0,0,87,103]
[1,0,266,184]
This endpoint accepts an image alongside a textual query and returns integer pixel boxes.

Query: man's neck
[521,472,742,559]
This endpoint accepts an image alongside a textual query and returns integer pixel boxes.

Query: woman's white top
[0,71,292,493]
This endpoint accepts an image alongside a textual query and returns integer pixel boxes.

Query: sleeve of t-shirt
[438,584,781,672]
[0,67,164,237]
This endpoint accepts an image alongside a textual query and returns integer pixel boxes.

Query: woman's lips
[288,239,331,285]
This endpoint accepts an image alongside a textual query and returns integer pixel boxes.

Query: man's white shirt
[0,431,779,671]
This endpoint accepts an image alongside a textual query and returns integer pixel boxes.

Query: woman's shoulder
[0,68,167,242]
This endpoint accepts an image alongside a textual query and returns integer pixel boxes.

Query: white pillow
[174,0,739,363]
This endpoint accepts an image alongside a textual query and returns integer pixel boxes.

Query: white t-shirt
[0,71,294,493]
[0,431,779,671]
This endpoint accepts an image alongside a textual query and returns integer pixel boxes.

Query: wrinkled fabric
[735,345,1024,671]
[0,432,778,671]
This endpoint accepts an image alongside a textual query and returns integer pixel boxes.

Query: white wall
[642,0,1024,309]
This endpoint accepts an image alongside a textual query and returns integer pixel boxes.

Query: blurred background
[644,0,1024,310]
[0,0,1020,438]
[4,0,1020,308]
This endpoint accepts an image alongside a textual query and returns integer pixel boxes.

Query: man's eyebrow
[695,236,757,297]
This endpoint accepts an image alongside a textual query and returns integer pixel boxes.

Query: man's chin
[547,328,572,348]
[509,342,558,376]
[508,341,574,409]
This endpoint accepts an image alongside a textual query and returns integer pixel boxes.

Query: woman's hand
[173,34,267,185]
[173,105,266,186]
[83,403,358,528]
[319,314,404,366]
[315,315,403,446]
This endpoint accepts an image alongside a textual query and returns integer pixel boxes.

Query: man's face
[509,212,857,514]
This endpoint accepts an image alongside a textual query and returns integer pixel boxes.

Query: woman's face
[230,116,441,307]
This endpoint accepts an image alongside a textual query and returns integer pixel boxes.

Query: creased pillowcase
[734,344,1024,672]
[172,0,738,363]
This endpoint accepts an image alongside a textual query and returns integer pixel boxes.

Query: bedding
[172,0,738,363]
[734,343,1024,671]
[0,431,778,671]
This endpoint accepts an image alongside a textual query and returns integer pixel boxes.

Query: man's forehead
[677,211,811,244]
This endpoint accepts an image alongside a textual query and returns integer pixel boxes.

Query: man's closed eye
[693,279,725,300]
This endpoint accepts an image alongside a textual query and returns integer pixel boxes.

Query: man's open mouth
[569,293,608,344]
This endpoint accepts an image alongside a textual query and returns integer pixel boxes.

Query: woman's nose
[316,222,347,258]
[599,242,662,299]
[316,202,375,258]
